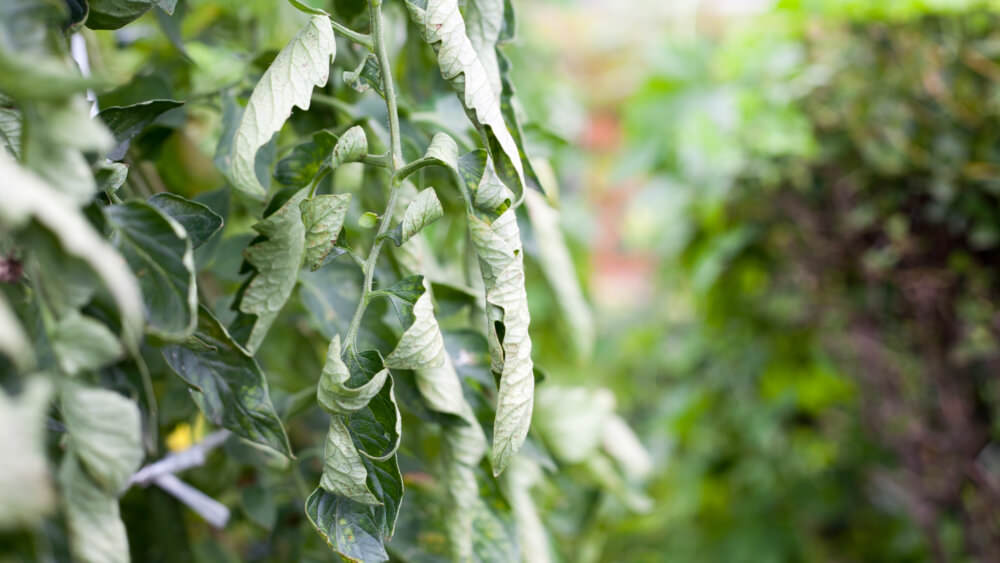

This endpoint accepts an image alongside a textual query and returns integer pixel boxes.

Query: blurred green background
[507,0,1000,561]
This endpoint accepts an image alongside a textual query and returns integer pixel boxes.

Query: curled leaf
[61,384,144,493]
[227,15,336,199]
[301,193,351,271]
[330,125,368,169]
[320,417,380,505]
[317,335,389,415]
[381,188,443,247]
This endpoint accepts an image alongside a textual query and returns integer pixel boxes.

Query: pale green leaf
[403,0,525,196]
[0,379,54,530]
[331,125,368,168]
[301,193,351,271]
[382,188,443,247]
[95,162,129,194]
[504,456,552,563]
[51,312,124,376]
[106,201,197,341]
[59,455,130,563]
[602,414,653,480]
[161,307,293,458]
[61,383,143,493]
[228,16,336,199]
[319,417,380,505]
[523,189,594,361]
[533,385,614,464]
[317,335,389,415]
[0,106,21,158]
[238,188,308,353]
[344,54,384,97]
[0,151,143,350]
[0,293,33,372]
[465,0,505,96]
[468,206,534,476]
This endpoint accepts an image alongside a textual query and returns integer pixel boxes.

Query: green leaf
[317,335,389,415]
[275,130,337,187]
[301,193,351,271]
[235,188,308,353]
[403,0,525,199]
[148,193,224,249]
[344,54,384,97]
[227,15,336,199]
[161,307,293,458]
[97,99,184,160]
[347,353,402,462]
[523,189,594,361]
[320,416,380,505]
[0,379,54,530]
[59,454,130,563]
[61,383,144,493]
[468,207,534,476]
[0,293,33,372]
[392,132,460,183]
[331,125,368,168]
[106,200,197,341]
[86,0,155,29]
[305,487,390,563]
[381,188,443,247]
[50,311,124,375]
[0,151,143,350]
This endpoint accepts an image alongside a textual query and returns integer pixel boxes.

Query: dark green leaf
[106,200,197,340]
[161,306,292,457]
[97,99,183,160]
[148,193,224,249]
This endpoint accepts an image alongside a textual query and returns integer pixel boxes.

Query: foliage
[0,1,644,562]
[604,8,1000,562]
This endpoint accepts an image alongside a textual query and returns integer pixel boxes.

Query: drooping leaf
[0,379,54,530]
[0,151,143,350]
[317,335,388,415]
[227,15,336,199]
[393,132,460,183]
[468,207,533,476]
[235,187,308,353]
[403,0,525,198]
[161,307,292,458]
[523,189,594,361]
[106,200,197,341]
[148,193,224,249]
[59,454,131,563]
[464,0,505,96]
[319,416,380,505]
[50,311,124,375]
[97,99,184,160]
[381,188,443,247]
[301,193,351,271]
[347,355,402,462]
[61,383,144,493]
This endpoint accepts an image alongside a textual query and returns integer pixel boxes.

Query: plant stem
[342,0,406,354]
[330,19,374,50]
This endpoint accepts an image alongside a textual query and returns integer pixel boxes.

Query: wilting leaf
[106,200,197,341]
[275,130,337,187]
[61,383,143,493]
[235,188,308,353]
[95,162,129,194]
[0,151,143,349]
[319,417,380,505]
[227,16,336,199]
[344,54,384,97]
[301,193,351,271]
[0,106,22,158]
[403,0,524,197]
[305,487,390,563]
[161,307,292,457]
[0,293,33,372]
[148,193,224,249]
[318,336,389,415]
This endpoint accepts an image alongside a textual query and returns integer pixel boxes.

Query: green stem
[342,0,406,354]
[330,19,374,50]
[311,92,359,118]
